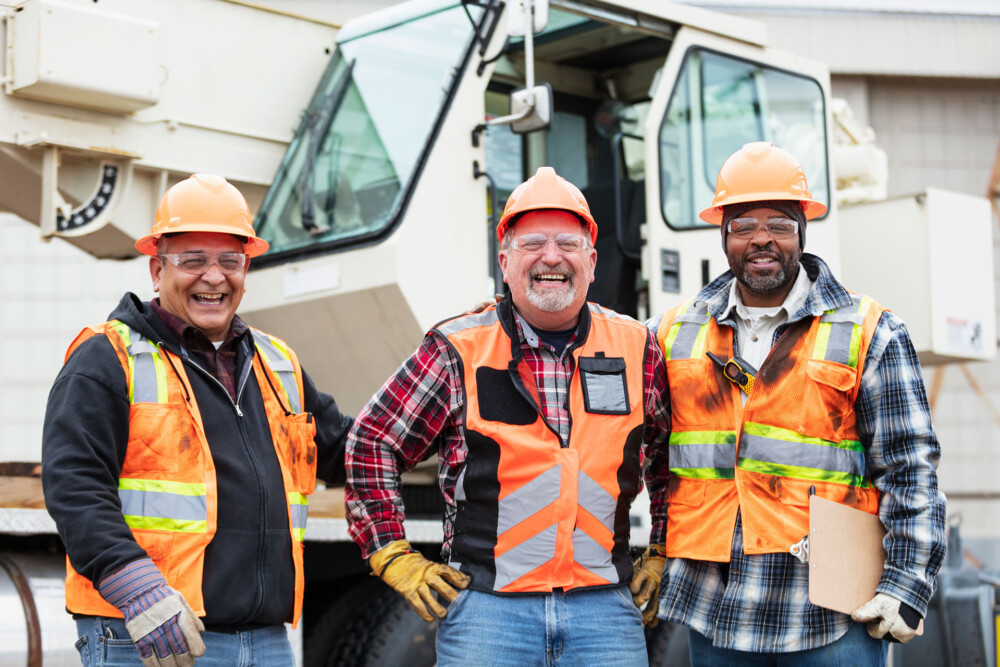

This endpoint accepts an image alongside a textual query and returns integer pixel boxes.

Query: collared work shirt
[646,254,946,653]
[346,306,672,561]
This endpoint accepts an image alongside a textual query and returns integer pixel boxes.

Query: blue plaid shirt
[646,254,946,653]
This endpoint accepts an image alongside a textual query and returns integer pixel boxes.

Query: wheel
[304,577,440,667]
[362,592,439,667]
[303,577,386,667]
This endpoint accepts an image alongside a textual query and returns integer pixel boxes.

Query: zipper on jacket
[179,352,269,620]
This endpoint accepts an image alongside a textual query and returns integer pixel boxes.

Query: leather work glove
[98,558,206,667]
[851,592,921,643]
[628,544,666,627]
[369,539,471,622]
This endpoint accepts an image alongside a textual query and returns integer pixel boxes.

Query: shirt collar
[150,298,249,350]
[697,253,854,325]
[720,261,813,324]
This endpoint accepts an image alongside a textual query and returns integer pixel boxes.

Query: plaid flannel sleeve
[345,334,460,559]
[642,330,672,546]
[856,311,947,616]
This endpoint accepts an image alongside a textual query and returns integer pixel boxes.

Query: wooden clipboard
[808,495,923,634]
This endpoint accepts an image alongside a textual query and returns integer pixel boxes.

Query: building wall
[0,215,149,463]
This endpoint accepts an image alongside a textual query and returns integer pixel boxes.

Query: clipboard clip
[707,351,758,395]
[789,534,809,563]
[789,488,816,564]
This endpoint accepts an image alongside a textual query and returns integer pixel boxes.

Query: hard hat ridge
[699,142,827,226]
[497,167,598,243]
[134,173,270,258]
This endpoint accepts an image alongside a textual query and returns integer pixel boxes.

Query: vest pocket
[579,356,630,415]
[666,477,706,507]
[125,403,198,474]
[666,359,710,428]
[286,412,318,494]
[798,360,856,443]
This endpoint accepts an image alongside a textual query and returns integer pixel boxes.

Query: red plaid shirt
[150,298,248,402]
[345,307,671,560]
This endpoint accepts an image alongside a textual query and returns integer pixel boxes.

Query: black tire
[646,620,691,666]
[362,593,439,667]
[303,577,391,667]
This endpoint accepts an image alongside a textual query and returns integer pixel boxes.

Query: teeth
[535,274,567,281]
[193,293,223,302]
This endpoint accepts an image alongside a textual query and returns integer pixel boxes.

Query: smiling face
[498,209,597,331]
[725,207,801,307]
[150,232,248,341]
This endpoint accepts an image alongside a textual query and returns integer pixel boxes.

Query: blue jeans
[436,586,647,666]
[689,622,888,667]
[74,616,294,666]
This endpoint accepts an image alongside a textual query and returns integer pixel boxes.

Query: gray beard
[526,279,576,312]
[739,265,789,297]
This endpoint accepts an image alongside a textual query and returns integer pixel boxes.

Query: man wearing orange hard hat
[345,167,671,665]
[42,174,353,666]
[645,143,945,664]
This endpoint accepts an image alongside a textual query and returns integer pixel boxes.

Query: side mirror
[506,0,548,37]
[509,84,552,134]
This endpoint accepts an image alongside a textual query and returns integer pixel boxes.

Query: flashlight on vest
[707,352,758,395]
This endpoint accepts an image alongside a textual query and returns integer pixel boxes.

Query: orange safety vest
[657,293,883,561]
[438,302,647,593]
[61,320,317,627]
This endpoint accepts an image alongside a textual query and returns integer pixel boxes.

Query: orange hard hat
[497,167,597,243]
[135,174,270,257]
[699,142,827,225]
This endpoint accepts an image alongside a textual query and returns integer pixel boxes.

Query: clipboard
[807,495,923,635]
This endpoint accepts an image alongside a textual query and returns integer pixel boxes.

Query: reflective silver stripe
[131,348,160,403]
[577,471,616,531]
[497,465,561,535]
[740,433,865,477]
[668,442,737,470]
[494,523,558,590]
[823,321,856,365]
[572,527,618,584]
[290,503,308,531]
[667,302,710,360]
[253,331,303,413]
[118,488,207,522]
[436,309,500,337]
[121,326,164,405]
[819,312,864,325]
[587,303,634,322]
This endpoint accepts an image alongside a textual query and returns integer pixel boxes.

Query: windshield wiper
[299,58,356,235]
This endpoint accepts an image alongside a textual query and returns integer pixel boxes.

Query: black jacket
[42,293,352,626]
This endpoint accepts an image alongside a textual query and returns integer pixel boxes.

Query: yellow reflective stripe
[291,528,306,542]
[289,492,308,506]
[848,296,873,368]
[108,321,137,402]
[151,350,168,403]
[812,313,833,361]
[690,323,709,359]
[255,336,296,411]
[738,458,865,487]
[742,422,864,451]
[119,478,207,496]
[123,515,208,533]
[661,298,693,361]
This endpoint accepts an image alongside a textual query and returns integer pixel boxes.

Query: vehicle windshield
[660,48,829,230]
[254,0,482,262]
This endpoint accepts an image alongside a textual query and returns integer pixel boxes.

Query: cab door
[641,26,834,318]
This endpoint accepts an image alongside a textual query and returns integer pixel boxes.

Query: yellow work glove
[369,539,471,622]
[628,544,666,627]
